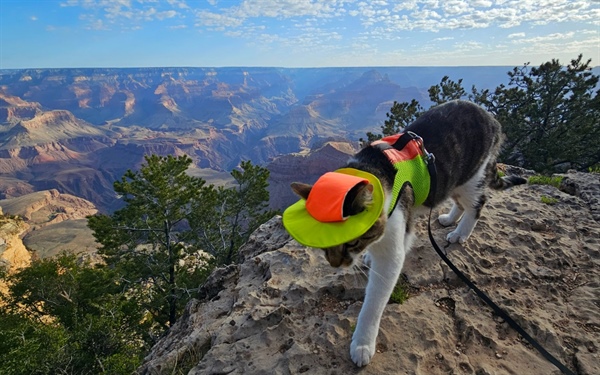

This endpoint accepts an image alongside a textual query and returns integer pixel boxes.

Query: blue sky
[1,0,598,69]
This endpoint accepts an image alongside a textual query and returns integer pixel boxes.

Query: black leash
[425,159,576,375]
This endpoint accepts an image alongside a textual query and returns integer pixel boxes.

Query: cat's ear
[291,182,312,200]
[344,182,373,216]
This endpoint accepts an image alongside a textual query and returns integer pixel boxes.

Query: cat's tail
[488,162,527,190]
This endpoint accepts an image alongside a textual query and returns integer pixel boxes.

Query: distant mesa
[0,189,99,260]
[267,140,358,210]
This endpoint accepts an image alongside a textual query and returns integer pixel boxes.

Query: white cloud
[442,0,471,15]
[468,0,492,7]
[156,10,177,20]
[349,0,597,34]
[234,0,346,19]
[196,11,244,29]
[59,0,598,36]
[167,0,189,9]
[580,29,599,35]
[392,1,419,11]
[510,31,575,44]
[508,32,525,38]
[60,0,185,26]
[30,16,38,21]
[454,40,484,50]
[49,0,600,67]
[86,18,109,30]
[411,9,442,20]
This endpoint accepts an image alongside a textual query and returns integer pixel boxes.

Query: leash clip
[407,131,434,165]
[425,151,435,165]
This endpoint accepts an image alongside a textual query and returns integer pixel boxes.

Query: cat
[286,100,527,367]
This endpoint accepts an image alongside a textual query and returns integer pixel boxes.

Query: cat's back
[405,100,504,205]
[406,100,502,148]
[405,100,502,165]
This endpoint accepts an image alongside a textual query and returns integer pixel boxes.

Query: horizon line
[0,64,580,71]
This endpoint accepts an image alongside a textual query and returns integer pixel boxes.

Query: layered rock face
[0,207,30,272]
[139,171,600,375]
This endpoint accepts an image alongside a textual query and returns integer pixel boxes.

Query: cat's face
[322,215,385,267]
[290,181,387,268]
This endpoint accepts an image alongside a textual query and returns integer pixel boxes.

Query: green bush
[528,175,563,188]
[540,195,559,205]
[389,282,410,304]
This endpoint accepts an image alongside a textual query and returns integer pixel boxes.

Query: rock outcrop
[138,171,600,375]
[0,207,30,272]
[0,189,99,259]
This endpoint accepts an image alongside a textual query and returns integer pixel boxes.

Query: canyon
[1,66,513,213]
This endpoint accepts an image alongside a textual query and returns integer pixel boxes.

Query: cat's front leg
[350,247,405,366]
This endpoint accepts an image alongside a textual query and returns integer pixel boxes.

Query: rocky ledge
[139,171,599,375]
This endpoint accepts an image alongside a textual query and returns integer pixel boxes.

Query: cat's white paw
[438,213,457,227]
[350,341,375,367]
[446,229,469,244]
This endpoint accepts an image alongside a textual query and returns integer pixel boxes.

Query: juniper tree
[88,154,275,329]
[190,160,277,265]
[361,99,423,144]
[473,55,600,172]
[428,75,467,105]
[0,253,148,375]
[88,154,213,329]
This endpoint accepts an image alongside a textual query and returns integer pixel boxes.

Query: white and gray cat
[290,100,526,366]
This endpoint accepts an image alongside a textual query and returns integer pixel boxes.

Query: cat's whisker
[352,264,369,286]
[359,262,387,284]
[355,264,369,280]
[350,265,363,288]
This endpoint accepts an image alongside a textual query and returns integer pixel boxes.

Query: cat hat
[283,168,384,248]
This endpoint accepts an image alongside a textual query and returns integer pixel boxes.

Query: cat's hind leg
[445,163,489,244]
[438,198,464,226]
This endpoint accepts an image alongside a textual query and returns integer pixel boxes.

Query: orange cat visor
[283,168,384,248]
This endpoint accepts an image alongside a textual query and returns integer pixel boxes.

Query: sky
[0,0,598,69]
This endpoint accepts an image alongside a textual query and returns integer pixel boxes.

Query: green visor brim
[282,168,384,248]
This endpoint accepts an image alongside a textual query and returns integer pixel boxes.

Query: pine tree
[191,160,277,265]
[88,154,275,329]
[88,154,213,328]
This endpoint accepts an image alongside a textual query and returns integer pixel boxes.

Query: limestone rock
[0,214,30,272]
[559,170,600,222]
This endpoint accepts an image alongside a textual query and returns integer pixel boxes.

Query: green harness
[282,132,433,248]
[371,132,433,215]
